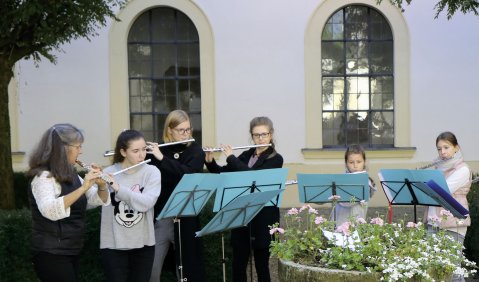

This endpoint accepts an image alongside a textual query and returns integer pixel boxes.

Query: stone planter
[278,259,379,282]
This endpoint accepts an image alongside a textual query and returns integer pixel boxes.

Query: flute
[112,159,151,176]
[104,138,195,157]
[203,144,272,152]
[75,160,114,185]
[416,158,450,170]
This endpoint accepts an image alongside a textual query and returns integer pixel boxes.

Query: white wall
[13,0,479,170]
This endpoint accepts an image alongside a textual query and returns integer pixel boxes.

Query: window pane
[346,112,369,144]
[370,42,393,74]
[370,10,392,40]
[371,76,393,110]
[345,6,368,40]
[322,42,344,75]
[151,9,176,42]
[322,10,344,40]
[128,45,151,77]
[128,12,150,42]
[346,77,369,110]
[322,112,346,146]
[131,115,153,133]
[346,41,368,74]
[177,12,199,41]
[178,79,201,112]
[371,111,394,145]
[322,78,344,111]
[189,113,202,145]
[152,79,177,112]
[177,44,200,75]
[152,44,176,78]
[155,114,168,141]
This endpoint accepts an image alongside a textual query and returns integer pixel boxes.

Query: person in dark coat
[148,110,206,282]
[205,116,283,282]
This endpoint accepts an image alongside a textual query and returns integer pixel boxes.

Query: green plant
[270,204,477,281]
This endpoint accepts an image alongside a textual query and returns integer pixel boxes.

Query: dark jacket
[205,147,283,248]
[147,142,205,218]
[29,176,87,255]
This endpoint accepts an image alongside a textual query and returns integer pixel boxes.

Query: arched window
[321,5,393,148]
[128,7,201,143]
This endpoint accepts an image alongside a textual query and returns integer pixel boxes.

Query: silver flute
[203,143,272,152]
[416,158,450,170]
[75,160,114,185]
[112,159,151,175]
[104,138,195,157]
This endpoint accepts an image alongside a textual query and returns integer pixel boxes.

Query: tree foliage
[0,0,124,209]
[378,0,479,19]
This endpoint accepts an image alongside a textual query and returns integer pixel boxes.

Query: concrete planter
[278,259,379,282]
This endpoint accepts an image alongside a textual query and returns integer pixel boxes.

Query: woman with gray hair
[28,123,110,282]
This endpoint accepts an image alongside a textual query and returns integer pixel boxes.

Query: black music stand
[196,189,285,282]
[209,168,288,282]
[156,173,219,282]
[378,169,456,223]
[296,173,370,222]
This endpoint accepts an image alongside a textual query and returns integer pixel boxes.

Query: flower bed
[270,204,477,281]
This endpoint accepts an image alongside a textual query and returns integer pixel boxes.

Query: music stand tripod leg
[175,218,185,282]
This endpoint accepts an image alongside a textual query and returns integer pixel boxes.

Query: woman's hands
[147,141,163,161]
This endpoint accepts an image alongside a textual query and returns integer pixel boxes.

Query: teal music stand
[196,189,284,282]
[378,169,451,223]
[156,173,219,282]
[213,168,288,212]
[297,173,369,222]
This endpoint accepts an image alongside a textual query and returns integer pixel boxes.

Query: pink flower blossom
[299,204,312,212]
[428,215,440,223]
[356,217,366,224]
[440,209,453,218]
[370,217,384,226]
[336,221,351,236]
[269,227,285,235]
[287,208,299,215]
[315,216,326,225]
[406,222,417,228]
[308,207,318,214]
[328,195,341,201]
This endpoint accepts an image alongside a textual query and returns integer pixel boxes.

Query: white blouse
[31,171,110,221]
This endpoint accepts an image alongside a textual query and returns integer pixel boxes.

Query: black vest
[29,174,87,255]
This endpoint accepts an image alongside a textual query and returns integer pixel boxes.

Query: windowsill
[301,147,416,159]
[12,151,26,162]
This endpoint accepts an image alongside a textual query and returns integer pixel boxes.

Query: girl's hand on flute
[203,146,215,163]
[147,141,163,161]
[221,144,233,158]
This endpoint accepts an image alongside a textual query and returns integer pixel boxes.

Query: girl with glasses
[147,110,206,282]
[204,116,283,282]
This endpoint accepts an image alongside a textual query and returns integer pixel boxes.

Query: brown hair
[436,131,459,147]
[249,116,275,147]
[344,144,366,163]
[112,130,145,164]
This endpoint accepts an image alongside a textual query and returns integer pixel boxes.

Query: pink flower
[328,195,341,201]
[428,215,440,222]
[439,209,453,218]
[315,216,326,225]
[356,217,366,224]
[406,222,417,228]
[308,207,318,214]
[287,208,299,215]
[336,221,351,236]
[299,204,312,212]
[370,217,384,226]
[269,227,285,235]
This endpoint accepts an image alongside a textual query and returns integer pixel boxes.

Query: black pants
[32,252,80,282]
[232,246,271,282]
[101,246,155,282]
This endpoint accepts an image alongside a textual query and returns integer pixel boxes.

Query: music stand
[196,189,285,282]
[156,173,219,282]
[296,173,370,222]
[208,168,288,282]
[418,180,469,218]
[378,169,452,223]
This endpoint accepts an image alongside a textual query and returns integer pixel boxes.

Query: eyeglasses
[251,132,270,139]
[173,127,192,135]
[67,144,82,150]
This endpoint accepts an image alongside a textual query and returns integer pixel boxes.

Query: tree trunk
[0,57,16,210]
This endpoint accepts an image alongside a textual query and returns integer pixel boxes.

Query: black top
[205,146,284,248]
[147,142,205,219]
[29,175,87,255]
